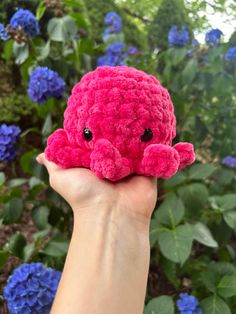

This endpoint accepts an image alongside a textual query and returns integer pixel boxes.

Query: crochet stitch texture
[45,66,195,181]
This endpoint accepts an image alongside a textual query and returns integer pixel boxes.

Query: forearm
[51,204,151,314]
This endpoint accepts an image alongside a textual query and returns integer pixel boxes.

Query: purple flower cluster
[4,263,61,314]
[222,156,236,168]
[10,9,39,38]
[102,12,122,38]
[168,26,189,47]
[0,23,10,41]
[0,124,21,161]
[28,66,65,104]
[225,47,236,63]
[97,42,126,66]
[177,293,202,314]
[205,29,223,46]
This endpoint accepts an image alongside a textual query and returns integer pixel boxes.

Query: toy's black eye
[83,128,93,141]
[140,128,153,142]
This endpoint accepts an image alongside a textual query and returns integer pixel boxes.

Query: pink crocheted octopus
[45,66,195,181]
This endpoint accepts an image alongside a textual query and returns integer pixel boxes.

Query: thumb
[36,153,60,173]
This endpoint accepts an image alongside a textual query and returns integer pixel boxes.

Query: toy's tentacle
[90,139,132,181]
[138,144,180,179]
[45,129,90,168]
[173,142,195,170]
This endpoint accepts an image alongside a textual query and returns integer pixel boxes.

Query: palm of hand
[37,154,157,219]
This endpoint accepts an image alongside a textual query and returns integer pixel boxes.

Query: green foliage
[145,295,174,313]
[0,92,37,123]
[84,0,148,49]
[148,0,192,51]
[1,1,236,313]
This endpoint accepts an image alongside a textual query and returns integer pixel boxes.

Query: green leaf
[214,169,234,185]
[193,222,218,248]
[145,295,174,314]
[33,229,50,241]
[29,177,42,189]
[168,47,187,65]
[216,194,236,212]
[32,206,50,230]
[47,16,77,42]
[23,243,35,262]
[0,250,8,269]
[150,218,159,248]
[223,210,236,230]
[154,193,185,227]
[42,238,69,257]
[211,262,236,277]
[164,172,187,188]
[178,183,209,213]
[160,256,179,288]
[217,275,236,298]
[201,271,219,293]
[37,41,50,61]
[157,223,193,264]
[42,114,52,136]
[20,149,40,175]
[182,57,198,83]
[78,38,94,56]
[189,163,215,180]
[8,178,28,188]
[1,198,23,224]
[69,12,89,29]
[6,233,27,259]
[201,295,231,314]
[0,172,6,185]
[36,1,46,20]
[13,42,29,65]
[3,39,13,62]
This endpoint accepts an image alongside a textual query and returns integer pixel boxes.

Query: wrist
[72,200,151,236]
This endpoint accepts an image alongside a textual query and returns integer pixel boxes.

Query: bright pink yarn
[45,66,195,181]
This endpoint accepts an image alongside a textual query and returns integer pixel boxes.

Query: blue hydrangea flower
[97,42,126,66]
[104,11,122,33]
[225,47,236,63]
[28,66,65,104]
[205,29,223,46]
[10,9,39,38]
[222,156,236,168]
[168,26,189,47]
[0,124,21,161]
[3,263,61,314]
[0,23,10,41]
[177,293,203,314]
[127,46,138,55]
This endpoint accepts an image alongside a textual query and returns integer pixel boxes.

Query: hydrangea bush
[0,124,21,161]
[4,263,61,314]
[9,9,40,38]
[28,67,65,104]
[0,2,236,314]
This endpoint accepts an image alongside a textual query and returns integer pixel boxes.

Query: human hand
[36,153,157,222]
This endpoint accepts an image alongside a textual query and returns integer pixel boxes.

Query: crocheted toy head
[45,66,195,181]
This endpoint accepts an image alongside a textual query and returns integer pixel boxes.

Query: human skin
[36,153,158,314]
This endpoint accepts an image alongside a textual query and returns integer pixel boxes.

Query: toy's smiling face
[64,66,176,160]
